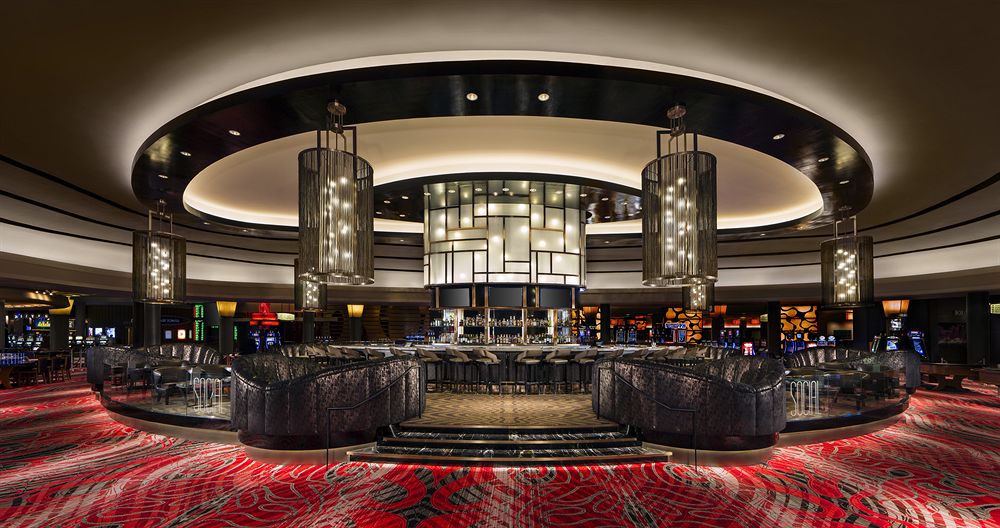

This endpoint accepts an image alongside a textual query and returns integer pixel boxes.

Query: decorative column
[967,291,990,365]
[302,312,316,343]
[766,301,782,357]
[217,301,237,356]
[0,301,6,349]
[347,304,364,341]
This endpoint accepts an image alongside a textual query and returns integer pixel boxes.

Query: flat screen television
[538,287,573,308]
[438,287,471,308]
[488,286,523,307]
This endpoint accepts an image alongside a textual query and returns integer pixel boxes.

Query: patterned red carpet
[1,379,998,527]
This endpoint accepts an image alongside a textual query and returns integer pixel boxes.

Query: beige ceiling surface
[184,116,823,230]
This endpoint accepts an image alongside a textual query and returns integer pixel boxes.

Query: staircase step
[397,423,622,435]
[393,430,627,441]
[348,445,671,467]
[381,436,641,450]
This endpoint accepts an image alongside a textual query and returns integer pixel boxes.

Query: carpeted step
[348,445,671,466]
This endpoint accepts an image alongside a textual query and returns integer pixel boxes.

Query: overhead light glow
[537,93,550,101]
[228,129,241,136]
[772,133,785,140]
[466,92,478,101]
[180,151,192,157]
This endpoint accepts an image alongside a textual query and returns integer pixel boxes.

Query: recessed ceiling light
[399,214,406,217]
[157,174,168,179]
[180,151,192,157]
[399,239,405,243]
[601,197,609,201]
[448,189,456,194]
[376,211,382,214]
[604,240,610,244]
[529,188,537,192]
[579,193,587,197]
[555,190,563,194]
[537,93,550,102]
[401,195,409,200]
[772,133,785,140]
[759,233,766,237]
[818,157,830,163]
[383,200,391,204]
[203,222,210,225]
[501,187,510,192]
[242,229,249,232]
[423,192,431,196]
[475,187,483,192]
[603,215,611,220]
[839,180,851,185]
[466,92,478,101]
[228,129,241,136]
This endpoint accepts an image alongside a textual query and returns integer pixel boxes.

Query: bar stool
[447,348,474,393]
[416,348,443,392]
[571,349,597,393]
[515,349,543,394]
[475,349,502,394]
[543,350,570,394]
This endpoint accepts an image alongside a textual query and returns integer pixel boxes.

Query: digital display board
[538,287,573,308]
[488,287,522,307]
[439,287,471,307]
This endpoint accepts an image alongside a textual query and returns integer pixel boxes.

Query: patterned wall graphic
[665,308,704,343]
[781,305,819,341]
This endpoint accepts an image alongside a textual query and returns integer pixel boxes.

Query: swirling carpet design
[1,379,998,527]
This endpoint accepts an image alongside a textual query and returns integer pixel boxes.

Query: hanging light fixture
[642,104,718,287]
[294,258,327,311]
[132,200,186,303]
[298,100,374,285]
[820,217,874,308]
[682,282,714,312]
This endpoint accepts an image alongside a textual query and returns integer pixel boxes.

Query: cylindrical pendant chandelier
[298,100,374,285]
[682,282,714,312]
[820,217,874,308]
[132,201,186,303]
[294,258,327,311]
[642,104,718,287]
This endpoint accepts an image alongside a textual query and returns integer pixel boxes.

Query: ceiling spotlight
[376,211,383,215]
[399,214,407,217]
[242,229,249,232]
[448,189,456,194]
[423,192,431,196]
[772,133,785,140]
[555,190,563,194]
[502,187,510,192]
[157,174,168,179]
[399,239,405,243]
[579,193,588,197]
[759,233,767,237]
[818,157,830,163]
[383,200,391,204]
[203,222,210,225]
[401,195,409,200]
[180,151,192,157]
[839,180,851,185]
[604,240,610,244]
[604,215,611,220]
[529,188,537,192]
[475,187,483,192]
[466,92,478,101]
[228,129,241,136]
[601,197,609,201]
[537,93,550,102]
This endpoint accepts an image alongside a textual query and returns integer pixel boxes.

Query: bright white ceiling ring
[183,116,824,232]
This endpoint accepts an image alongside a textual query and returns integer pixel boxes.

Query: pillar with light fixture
[217,301,237,356]
[298,100,374,285]
[48,298,73,351]
[347,304,364,341]
[132,202,186,304]
[642,104,718,288]
[820,217,874,308]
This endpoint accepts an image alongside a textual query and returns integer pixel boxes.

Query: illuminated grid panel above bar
[423,180,585,287]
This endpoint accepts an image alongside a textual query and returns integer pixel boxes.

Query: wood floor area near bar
[403,393,616,427]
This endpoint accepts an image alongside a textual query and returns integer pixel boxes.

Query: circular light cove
[466,92,478,101]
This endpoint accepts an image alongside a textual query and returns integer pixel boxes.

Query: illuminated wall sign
[990,303,1000,315]
[193,303,205,342]
[276,312,295,321]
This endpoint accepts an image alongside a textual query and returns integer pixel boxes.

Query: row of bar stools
[572,350,598,392]
[543,349,571,393]
[416,349,443,392]
[446,348,474,393]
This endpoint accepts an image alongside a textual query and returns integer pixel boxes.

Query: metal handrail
[596,363,702,469]
[324,363,424,466]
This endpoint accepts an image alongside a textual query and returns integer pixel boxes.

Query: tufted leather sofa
[593,356,786,450]
[230,354,424,449]
[785,346,921,391]
[86,344,220,390]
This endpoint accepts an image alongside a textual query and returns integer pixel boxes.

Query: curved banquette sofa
[785,346,921,392]
[86,344,221,389]
[230,354,424,449]
[593,356,786,450]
